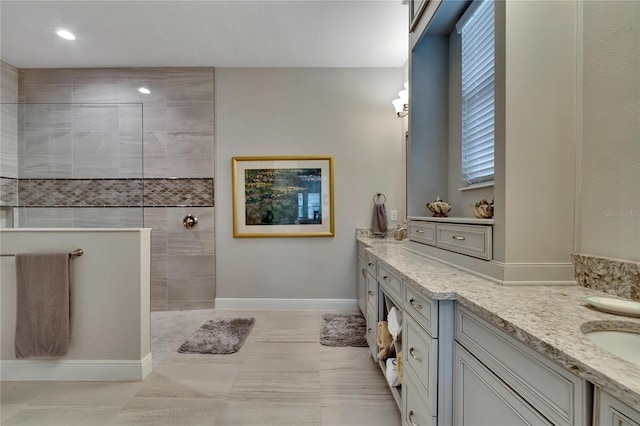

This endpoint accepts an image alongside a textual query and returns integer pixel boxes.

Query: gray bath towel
[15,253,71,358]
[372,203,388,236]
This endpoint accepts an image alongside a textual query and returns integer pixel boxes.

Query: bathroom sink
[582,328,640,367]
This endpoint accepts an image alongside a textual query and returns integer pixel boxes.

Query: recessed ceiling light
[138,87,151,95]
[56,29,76,41]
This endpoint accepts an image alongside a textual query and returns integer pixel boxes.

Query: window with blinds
[458,0,495,185]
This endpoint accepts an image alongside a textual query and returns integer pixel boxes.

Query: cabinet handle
[409,347,422,362]
[367,262,373,266]
[416,229,425,234]
[368,327,372,335]
[409,298,423,310]
[383,276,391,283]
[368,291,374,296]
[408,410,418,426]
[452,235,466,241]
[361,268,367,278]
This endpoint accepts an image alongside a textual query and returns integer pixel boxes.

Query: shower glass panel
[0,103,143,228]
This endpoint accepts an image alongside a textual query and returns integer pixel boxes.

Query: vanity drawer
[403,371,435,426]
[366,272,378,312]
[404,315,437,410]
[455,306,588,426]
[364,252,377,275]
[403,286,437,338]
[377,263,402,301]
[435,223,492,260]
[408,221,436,246]
[366,306,378,360]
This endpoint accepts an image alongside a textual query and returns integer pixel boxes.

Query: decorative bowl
[470,199,494,219]
[426,198,451,217]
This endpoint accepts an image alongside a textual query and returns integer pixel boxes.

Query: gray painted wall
[408,36,449,217]
[215,68,404,300]
[579,0,640,261]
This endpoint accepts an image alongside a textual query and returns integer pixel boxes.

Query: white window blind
[460,0,495,185]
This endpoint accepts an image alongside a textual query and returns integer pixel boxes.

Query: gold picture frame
[232,156,335,238]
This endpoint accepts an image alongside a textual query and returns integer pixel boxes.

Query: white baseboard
[0,352,153,381]
[214,298,358,311]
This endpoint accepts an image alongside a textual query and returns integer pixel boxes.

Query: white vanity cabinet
[356,256,367,315]
[594,388,640,426]
[454,305,591,426]
[407,218,493,261]
[365,267,379,360]
[401,286,455,426]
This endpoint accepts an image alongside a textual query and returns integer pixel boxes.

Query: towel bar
[0,249,83,258]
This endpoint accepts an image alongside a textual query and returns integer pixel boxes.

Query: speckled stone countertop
[357,237,640,409]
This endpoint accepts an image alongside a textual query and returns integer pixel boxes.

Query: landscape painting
[232,156,334,238]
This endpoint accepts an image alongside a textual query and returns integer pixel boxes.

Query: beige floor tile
[0,310,398,426]
[215,399,321,426]
[243,341,324,358]
[29,381,145,407]
[321,404,401,426]
[1,404,27,422]
[106,396,223,425]
[228,371,320,401]
[242,351,320,373]
[1,407,117,426]
[136,361,242,398]
[0,382,57,404]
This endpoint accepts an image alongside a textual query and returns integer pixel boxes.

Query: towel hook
[373,192,387,204]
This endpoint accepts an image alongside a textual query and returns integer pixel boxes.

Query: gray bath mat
[320,313,368,347]
[178,317,255,354]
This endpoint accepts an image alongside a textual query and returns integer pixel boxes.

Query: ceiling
[0,0,409,69]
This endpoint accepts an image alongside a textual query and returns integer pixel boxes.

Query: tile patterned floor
[1,310,400,426]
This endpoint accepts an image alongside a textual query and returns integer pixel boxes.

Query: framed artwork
[232,156,334,238]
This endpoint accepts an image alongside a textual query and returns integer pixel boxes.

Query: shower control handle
[183,214,198,230]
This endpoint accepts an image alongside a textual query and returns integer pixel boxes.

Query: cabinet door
[453,343,552,426]
[595,388,640,426]
[357,256,367,314]
[366,303,378,360]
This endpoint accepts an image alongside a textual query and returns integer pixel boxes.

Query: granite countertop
[357,237,640,409]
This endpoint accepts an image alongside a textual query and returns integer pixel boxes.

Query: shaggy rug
[319,313,368,347]
[178,317,255,354]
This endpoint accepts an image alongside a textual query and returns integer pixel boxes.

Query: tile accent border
[144,178,213,207]
[18,178,143,207]
[0,177,17,206]
[3,178,214,208]
[573,253,640,302]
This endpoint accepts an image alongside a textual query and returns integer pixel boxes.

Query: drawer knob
[368,291,374,296]
[452,235,466,241]
[383,276,391,283]
[408,410,419,426]
[409,299,423,310]
[368,262,373,266]
[368,328,372,335]
[416,229,425,234]
[409,347,422,362]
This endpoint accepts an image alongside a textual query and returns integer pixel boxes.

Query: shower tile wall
[0,62,19,227]
[18,68,215,310]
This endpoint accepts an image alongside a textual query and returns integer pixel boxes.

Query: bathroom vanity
[357,236,640,426]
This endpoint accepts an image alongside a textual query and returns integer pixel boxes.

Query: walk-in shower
[0,102,144,228]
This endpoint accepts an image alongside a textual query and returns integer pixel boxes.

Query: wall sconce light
[392,82,409,118]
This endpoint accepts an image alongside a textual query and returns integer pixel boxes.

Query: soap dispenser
[394,223,407,241]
